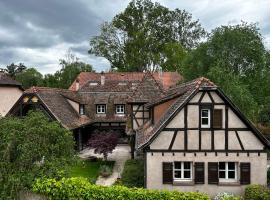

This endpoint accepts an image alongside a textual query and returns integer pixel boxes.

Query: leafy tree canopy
[87,130,119,161]
[89,0,206,72]
[0,111,75,199]
[182,22,270,121]
[43,51,94,89]
[15,68,43,89]
[0,63,27,78]
[1,51,93,89]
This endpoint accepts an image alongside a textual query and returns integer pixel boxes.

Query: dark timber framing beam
[147,149,265,153]
[225,105,229,150]
[199,106,202,150]
[198,91,206,103]
[235,131,244,150]
[188,102,226,105]
[207,91,215,103]
[168,130,178,150]
[131,105,134,130]
[163,128,250,131]
[184,106,188,150]
[208,91,215,151]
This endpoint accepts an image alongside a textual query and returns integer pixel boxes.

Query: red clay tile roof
[17,72,182,130]
[24,87,91,129]
[137,77,217,149]
[79,80,140,93]
[0,72,22,87]
[69,72,182,91]
[128,72,165,103]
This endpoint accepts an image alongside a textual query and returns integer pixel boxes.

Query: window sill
[201,128,224,130]
[218,181,240,186]
[173,180,194,186]
[115,114,125,117]
[96,114,106,117]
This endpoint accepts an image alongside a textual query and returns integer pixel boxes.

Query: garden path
[79,144,131,186]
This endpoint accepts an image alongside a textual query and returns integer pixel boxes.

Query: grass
[67,159,115,183]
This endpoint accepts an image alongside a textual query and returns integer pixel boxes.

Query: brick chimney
[101,71,105,85]
[75,79,80,91]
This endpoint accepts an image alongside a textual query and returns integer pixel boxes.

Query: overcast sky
[0,0,270,74]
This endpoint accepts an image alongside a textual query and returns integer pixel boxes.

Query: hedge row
[245,184,270,200]
[32,177,210,200]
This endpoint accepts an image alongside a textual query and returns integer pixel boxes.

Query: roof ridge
[25,86,74,93]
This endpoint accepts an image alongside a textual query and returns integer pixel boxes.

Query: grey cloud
[0,0,270,74]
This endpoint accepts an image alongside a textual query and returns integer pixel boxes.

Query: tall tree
[4,63,27,78]
[43,51,93,89]
[89,0,206,72]
[182,22,269,121]
[15,68,43,89]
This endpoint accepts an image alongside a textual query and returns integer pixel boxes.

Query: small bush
[121,159,144,187]
[32,177,210,200]
[99,165,113,177]
[245,184,270,200]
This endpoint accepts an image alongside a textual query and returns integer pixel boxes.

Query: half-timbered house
[136,77,269,196]
[8,72,181,152]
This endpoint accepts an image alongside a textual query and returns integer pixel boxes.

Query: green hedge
[32,177,210,200]
[245,184,270,200]
[121,159,144,187]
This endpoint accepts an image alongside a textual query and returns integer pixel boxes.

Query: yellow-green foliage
[33,177,211,200]
[245,184,270,200]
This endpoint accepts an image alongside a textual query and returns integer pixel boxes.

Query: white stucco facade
[146,152,267,197]
[0,86,22,116]
[143,89,268,197]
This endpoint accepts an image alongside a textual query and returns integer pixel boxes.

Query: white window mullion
[181,162,184,179]
[225,162,228,179]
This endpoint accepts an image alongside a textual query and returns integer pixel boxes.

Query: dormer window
[201,108,210,128]
[96,104,106,114]
[79,104,85,115]
[115,104,125,114]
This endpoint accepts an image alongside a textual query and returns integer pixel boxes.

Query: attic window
[31,96,38,103]
[23,96,29,103]
[115,104,125,114]
[201,108,210,128]
[96,104,106,114]
[89,82,98,86]
[79,104,85,115]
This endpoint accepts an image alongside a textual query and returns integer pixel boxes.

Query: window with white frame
[96,104,106,114]
[115,104,125,114]
[219,162,237,181]
[201,108,210,128]
[174,162,192,180]
[79,104,85,115]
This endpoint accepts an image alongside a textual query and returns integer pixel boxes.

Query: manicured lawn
[67,160,115,183]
